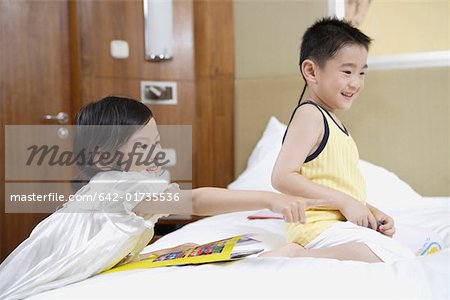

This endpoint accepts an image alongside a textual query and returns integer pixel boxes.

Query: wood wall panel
[193,0,234,187]
[193,77,234,187]
[77,0,194,81]
[0,0,72,260]
[74,0,234,188]
[0,1,72,124]
[193,0,234,77]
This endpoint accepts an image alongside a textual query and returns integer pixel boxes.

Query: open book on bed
[103,234,263,274]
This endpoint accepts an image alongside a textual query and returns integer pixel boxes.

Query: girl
[0,96,309,300]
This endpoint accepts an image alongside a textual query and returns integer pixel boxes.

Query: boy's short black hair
[300,17,372,70]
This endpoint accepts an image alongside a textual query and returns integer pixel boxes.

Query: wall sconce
[143,0,173,62]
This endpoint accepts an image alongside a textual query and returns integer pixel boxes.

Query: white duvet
[29,197,449,300]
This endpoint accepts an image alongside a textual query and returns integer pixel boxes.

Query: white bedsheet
[29,197,450,299]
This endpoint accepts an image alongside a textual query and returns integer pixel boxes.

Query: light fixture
[143,0,174,62]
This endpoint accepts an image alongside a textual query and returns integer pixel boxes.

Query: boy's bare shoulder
[284,103,324,147]
[291,102,323,125]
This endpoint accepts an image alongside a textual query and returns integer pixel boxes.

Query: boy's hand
[368,205,395,237]
[338,196,378,229]
[269,194,307,224]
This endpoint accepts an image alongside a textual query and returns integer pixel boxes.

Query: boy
[263,18,415,263]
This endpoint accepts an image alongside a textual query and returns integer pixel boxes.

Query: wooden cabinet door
[0,0,72,261]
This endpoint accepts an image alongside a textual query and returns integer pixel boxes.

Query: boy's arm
[272,105,377,229]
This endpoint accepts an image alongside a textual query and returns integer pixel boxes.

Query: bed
[30,117,449,299]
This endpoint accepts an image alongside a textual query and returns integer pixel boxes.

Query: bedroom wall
[233,0,449,196]
[233,0,328,174]
[338,68,449,196]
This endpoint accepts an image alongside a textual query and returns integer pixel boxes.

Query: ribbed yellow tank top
[285,101,366,246]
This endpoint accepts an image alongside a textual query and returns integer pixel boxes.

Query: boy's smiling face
[310,44,368,112]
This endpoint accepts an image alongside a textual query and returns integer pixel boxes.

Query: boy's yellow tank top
[284,101,366,246]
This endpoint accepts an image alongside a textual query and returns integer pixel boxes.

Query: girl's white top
[0,171,175,300]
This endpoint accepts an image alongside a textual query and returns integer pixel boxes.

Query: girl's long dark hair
[71,96,153,193]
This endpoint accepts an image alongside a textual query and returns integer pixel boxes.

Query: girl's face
[118,118,163,175]
[309,44,368,113]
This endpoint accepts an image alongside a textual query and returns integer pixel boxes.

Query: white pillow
[228,117,284,193]
[228,116,422,206]
[359,160,422,207]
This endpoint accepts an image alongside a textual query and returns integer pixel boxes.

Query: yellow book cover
[102,234,263,274]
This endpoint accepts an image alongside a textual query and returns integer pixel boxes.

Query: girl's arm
[272,105,377,229]
[191,187,309,223]
[133,188,310,223]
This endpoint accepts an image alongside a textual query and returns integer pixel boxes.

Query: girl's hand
[269,194,308,223]
[338,196,378,229]
[368,205,395,237]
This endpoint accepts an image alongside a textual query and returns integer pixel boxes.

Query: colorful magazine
[103,234,263,274]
